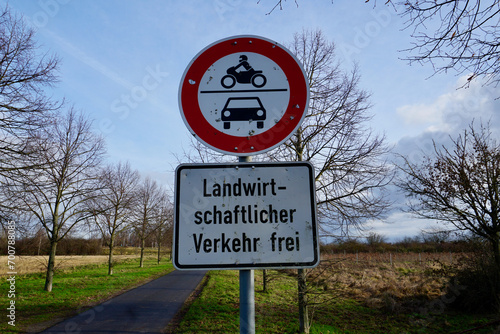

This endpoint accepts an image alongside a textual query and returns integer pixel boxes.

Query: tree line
[0,224,173,258]
[321,232,480,254]
[0,7,173,292]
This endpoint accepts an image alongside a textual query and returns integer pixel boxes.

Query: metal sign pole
[239,269,255,334]
[239,155,255,334]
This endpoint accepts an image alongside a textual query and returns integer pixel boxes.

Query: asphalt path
[40,270,207,334]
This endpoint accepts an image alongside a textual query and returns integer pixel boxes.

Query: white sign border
[173,161,319,270]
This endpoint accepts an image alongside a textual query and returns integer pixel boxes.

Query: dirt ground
[0,254,139,275]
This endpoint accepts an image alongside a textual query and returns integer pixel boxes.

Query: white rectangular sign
[173,162,319,270]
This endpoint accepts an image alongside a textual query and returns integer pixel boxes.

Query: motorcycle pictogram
[220,55,267,89]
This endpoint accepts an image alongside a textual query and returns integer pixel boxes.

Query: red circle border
[179,35,309,156]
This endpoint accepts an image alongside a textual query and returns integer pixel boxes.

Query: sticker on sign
[173,162,319,270]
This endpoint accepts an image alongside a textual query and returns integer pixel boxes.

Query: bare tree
[272,29,393,239]
[398,121,500,273]
[366,232,387,246]
[133,177,166,268]
[273,29,392,334]
[0,6,60,176]
[0,6,61,224]
[5,109,105,291]
[152,200,173,264]
[89,162,139,275]
[420,228,451,245]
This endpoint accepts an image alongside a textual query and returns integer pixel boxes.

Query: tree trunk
[140,238,145,268]
[298,268,309,333]
[38,236,42,255]
[492,233,500,279]
[495,233,500,267]
[108,235,115,275]
[157,241,161,264]
[44,239,58,292]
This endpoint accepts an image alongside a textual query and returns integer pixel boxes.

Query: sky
[5,0,500,241]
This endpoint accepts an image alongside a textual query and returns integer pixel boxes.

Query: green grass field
[1,256,173,334]
[175,268,498,333]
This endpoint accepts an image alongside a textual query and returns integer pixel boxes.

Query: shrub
[446,249,500,313]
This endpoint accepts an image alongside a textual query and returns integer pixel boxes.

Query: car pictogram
[221,97,266,129]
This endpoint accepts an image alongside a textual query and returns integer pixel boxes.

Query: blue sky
[6,0,500,240]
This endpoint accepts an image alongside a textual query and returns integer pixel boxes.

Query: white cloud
[397,94,450,126]
[364,212,442,242]
[396,75,500,135]
[394,75,500,164]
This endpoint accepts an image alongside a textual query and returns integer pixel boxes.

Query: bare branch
[399,0,500,86]
[0,6,61,176]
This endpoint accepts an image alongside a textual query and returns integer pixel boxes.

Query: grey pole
[240,269,255,333]
[238,155,255,334]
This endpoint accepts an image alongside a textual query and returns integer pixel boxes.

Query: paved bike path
[41,270,207,334]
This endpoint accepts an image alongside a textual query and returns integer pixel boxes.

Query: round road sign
[178,35,309,156]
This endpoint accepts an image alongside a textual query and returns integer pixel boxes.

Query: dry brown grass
[303,252,459,312]
[0,255,140,275]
